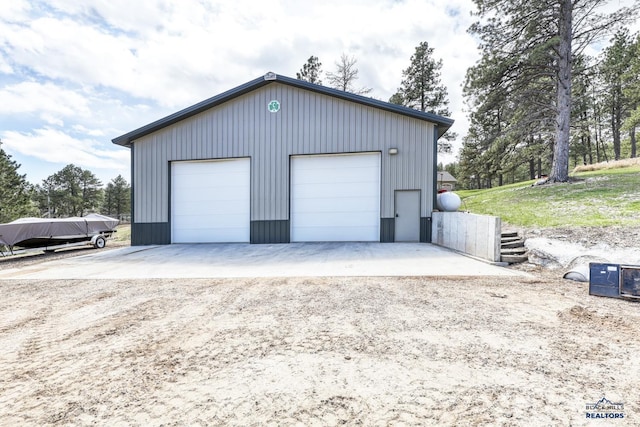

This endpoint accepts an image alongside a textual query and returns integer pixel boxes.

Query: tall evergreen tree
[0,141,36,223]
[102,175,130,219]
[390,42,451,116]
[296,56,323,84]
[461,40,555,188]
[34,164,103,217]
[467,0,638,182]
[599,29,634,160]
[571,55,597,166]
[622,33,640,158]
[391,41,455,152]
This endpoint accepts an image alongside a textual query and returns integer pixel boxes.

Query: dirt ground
[521,225,640,250]
[1,230,639,426]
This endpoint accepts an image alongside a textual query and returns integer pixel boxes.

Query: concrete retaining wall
[431,212,502,262]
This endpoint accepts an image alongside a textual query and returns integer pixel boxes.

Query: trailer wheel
[93,235,106,249]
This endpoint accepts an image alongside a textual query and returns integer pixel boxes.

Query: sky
[0,0,634,187]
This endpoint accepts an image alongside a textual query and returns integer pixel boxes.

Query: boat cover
[0,214,119,248]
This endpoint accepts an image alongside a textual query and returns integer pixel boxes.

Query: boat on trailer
[0,214,119,256]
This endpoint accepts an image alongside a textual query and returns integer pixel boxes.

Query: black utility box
[620,265,640,299]
[589,263,640,299]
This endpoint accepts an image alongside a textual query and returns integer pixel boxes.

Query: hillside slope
[456,166,640,228]
[456,167,640,254]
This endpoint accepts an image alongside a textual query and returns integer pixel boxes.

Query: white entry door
[171,158,250,243]
[291,153,380,242]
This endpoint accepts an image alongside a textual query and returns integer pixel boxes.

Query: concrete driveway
[0,243,527,280]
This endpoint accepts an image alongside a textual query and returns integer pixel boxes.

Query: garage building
[112,72,454,245]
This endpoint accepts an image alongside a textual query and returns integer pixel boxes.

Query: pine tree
[296,56,323,85]
[390,42,451,116]
[35,164,103,217]
[103,175,130,219]
[621,33,640,158]
[468,0,639,182]
[0,141,36,223]
[391,42,455,152]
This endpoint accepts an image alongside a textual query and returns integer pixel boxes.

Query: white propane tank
[437,191,461,212]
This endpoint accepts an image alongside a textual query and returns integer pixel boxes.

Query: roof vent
[264,72,277,81]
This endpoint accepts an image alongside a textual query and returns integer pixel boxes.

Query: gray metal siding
[132,222,171,245]
[420,217,432,243]
[380,218,395,243]
[132,83,435,226]
[250,220,290,244]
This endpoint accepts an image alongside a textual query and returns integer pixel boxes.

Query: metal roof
[436,171,458,182]
[112,72,455,147]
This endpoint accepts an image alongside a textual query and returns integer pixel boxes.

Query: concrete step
[501,253,529,264]
[501,247,527,256]
[501,240,525,249]
[500,230,527,263]
[501,236,522,244]
[501,231,519,238]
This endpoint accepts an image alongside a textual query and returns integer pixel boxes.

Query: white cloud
[0,57,13,74]
[2,128,130,171]
[71,124,105,137]
[43,0,180,35]
[1,0,479,109]
[0,0,32,22]
[0,81,91,119]
[2,17,138,92]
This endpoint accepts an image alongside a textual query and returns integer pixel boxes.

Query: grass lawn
[456,166,640,228]
[114,223,131,241]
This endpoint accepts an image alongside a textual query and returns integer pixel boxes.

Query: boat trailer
[0,214,119,257]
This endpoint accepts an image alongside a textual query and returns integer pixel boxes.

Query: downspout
[129,143,135,245]
[432,125,439,214]
[429,125,439,243]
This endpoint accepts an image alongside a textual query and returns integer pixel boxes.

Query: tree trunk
[631,127,637,158]
[550,0,573,182]
[583,111,593,164]
[594,96,601,162]
[529,158,536,180]
[612,103,621,160]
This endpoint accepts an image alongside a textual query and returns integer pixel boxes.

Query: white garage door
[171,158,250,243]
[291,153,380,242]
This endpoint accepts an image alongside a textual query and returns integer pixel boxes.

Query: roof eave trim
[274,74,454,133]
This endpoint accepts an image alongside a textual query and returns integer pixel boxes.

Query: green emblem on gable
[268,100,280,113]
